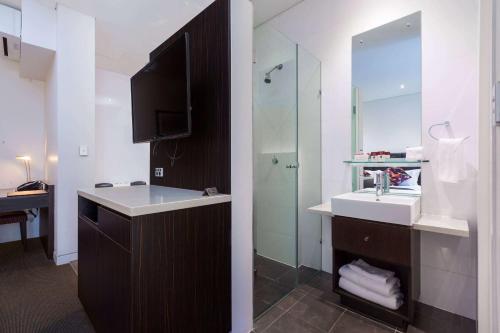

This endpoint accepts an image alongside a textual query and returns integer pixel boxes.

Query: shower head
[264,64,283,84]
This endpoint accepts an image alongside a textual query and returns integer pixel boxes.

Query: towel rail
[428,121,470,141]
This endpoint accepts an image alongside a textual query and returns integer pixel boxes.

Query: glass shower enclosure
[253,24,322,318]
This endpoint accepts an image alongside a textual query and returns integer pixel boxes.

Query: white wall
[21,0,56,50]
[231,0,254,331]
[95,69,149,185]
[268,0,479,319]
[45,4,96,264]
[362,93,422,153]
[20,0,56,81]
[0,57,45,243]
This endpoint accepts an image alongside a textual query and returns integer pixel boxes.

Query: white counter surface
[308,201,469,237]
[77,185,231,217]
[413,214,469,237]
[308,202,333,217]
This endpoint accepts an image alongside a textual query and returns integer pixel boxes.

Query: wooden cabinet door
[96,234,131,333]
[332,216,411,266]
[78,218,99,326]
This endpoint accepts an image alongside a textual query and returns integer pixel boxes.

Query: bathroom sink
[331,192,421,226]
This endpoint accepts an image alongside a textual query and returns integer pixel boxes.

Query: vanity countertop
[77,185,231,217]
[413,214,469,237]
[308,200,469,238]
[308,202,333,217]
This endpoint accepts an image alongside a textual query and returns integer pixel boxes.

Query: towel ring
[428,121,470,141]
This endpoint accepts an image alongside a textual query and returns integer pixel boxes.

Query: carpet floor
[0,239,95,333]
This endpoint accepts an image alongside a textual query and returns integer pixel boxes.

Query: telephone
[17,180,47,192]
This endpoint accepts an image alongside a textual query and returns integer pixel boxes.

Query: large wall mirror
[351,12,422,195]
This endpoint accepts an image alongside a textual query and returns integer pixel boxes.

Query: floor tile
[255,299,272,319]
[254,277,293,317]
[331,311,395,333]
[265,312,323,333]
[299,272,341,306]
[410,302,476,333]
[255,279,291,305]
[278,266,321,289]
[308,272,334,292]
[254,306,285,332]
[276,289,307,311]
[255,255,294,281]
[287,294,344,331]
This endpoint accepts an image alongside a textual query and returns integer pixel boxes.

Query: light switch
[79,145,88,156]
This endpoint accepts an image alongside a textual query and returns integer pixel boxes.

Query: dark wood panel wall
[130,203,232,332]
[149,0,231,194]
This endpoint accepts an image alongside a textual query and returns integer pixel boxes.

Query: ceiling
[1,0,214,75]
[352,12,421,51]
[252,0,303,27]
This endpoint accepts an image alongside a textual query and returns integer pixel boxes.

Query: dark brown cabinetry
[332,216,420,330]
[78,196,231,333]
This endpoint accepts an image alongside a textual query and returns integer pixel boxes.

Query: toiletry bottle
[383,172,390,193]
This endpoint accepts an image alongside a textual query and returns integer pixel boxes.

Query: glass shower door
[253,25,299,317]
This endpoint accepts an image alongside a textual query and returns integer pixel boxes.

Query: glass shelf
[344,158,429,167]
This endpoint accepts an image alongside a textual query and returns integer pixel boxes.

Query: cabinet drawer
[97,206,131,250]
[332,216,411,266]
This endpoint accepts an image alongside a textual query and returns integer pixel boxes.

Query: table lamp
[16,155,31,182]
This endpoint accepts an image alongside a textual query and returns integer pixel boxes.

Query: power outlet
[154,168,164,178]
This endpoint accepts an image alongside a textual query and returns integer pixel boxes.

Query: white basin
[331,192,421,226]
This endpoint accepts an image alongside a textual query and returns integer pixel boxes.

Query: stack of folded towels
[338,259,403,310]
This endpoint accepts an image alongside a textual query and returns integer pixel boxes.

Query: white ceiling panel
[1,0,214,75]
[252,0,303,27]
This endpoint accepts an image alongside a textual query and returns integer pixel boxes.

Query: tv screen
[131,32,191,143]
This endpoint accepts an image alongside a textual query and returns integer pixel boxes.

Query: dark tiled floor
[254,272,477,333]
[254,255,320,318]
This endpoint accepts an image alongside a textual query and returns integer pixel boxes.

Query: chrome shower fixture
[264,64,283,84]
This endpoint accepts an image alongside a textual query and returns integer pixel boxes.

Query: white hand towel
[339,265,400,297]
[348,259,395,284]
[405,146,424,161]
[339,277,404,310]
[437,138,467,183]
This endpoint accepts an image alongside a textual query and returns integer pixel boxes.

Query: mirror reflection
[351,12,422,196]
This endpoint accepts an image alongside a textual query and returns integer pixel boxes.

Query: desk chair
[0,212,28,250]
[95,183,113,188]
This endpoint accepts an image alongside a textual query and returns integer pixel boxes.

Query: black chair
[130,181,146,186]
[0,212,28,250]
[95,183,113,188]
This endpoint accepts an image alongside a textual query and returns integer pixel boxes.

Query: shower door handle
[286,163,299,169]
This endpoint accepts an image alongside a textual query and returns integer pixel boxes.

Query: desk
[0,185,54,260]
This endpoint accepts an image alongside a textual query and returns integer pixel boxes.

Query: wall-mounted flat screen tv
[131,32,191,143]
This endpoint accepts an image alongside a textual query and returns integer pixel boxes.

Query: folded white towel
[437,138,467,183]
[348,259,395,284]
[339,265,400,297]
[339,277,404,310]
[405,146,424,161]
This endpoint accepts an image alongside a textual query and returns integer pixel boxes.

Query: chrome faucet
[374,170,386,200]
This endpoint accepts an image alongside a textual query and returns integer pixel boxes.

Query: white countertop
[77,185,231,217]
[413,214,469,237]
[308,201,469,237]
[308,202,333,217]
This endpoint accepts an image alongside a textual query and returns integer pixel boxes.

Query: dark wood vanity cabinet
[332,216,420,330]
[78,196,231,333]
[78,214,131,333]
